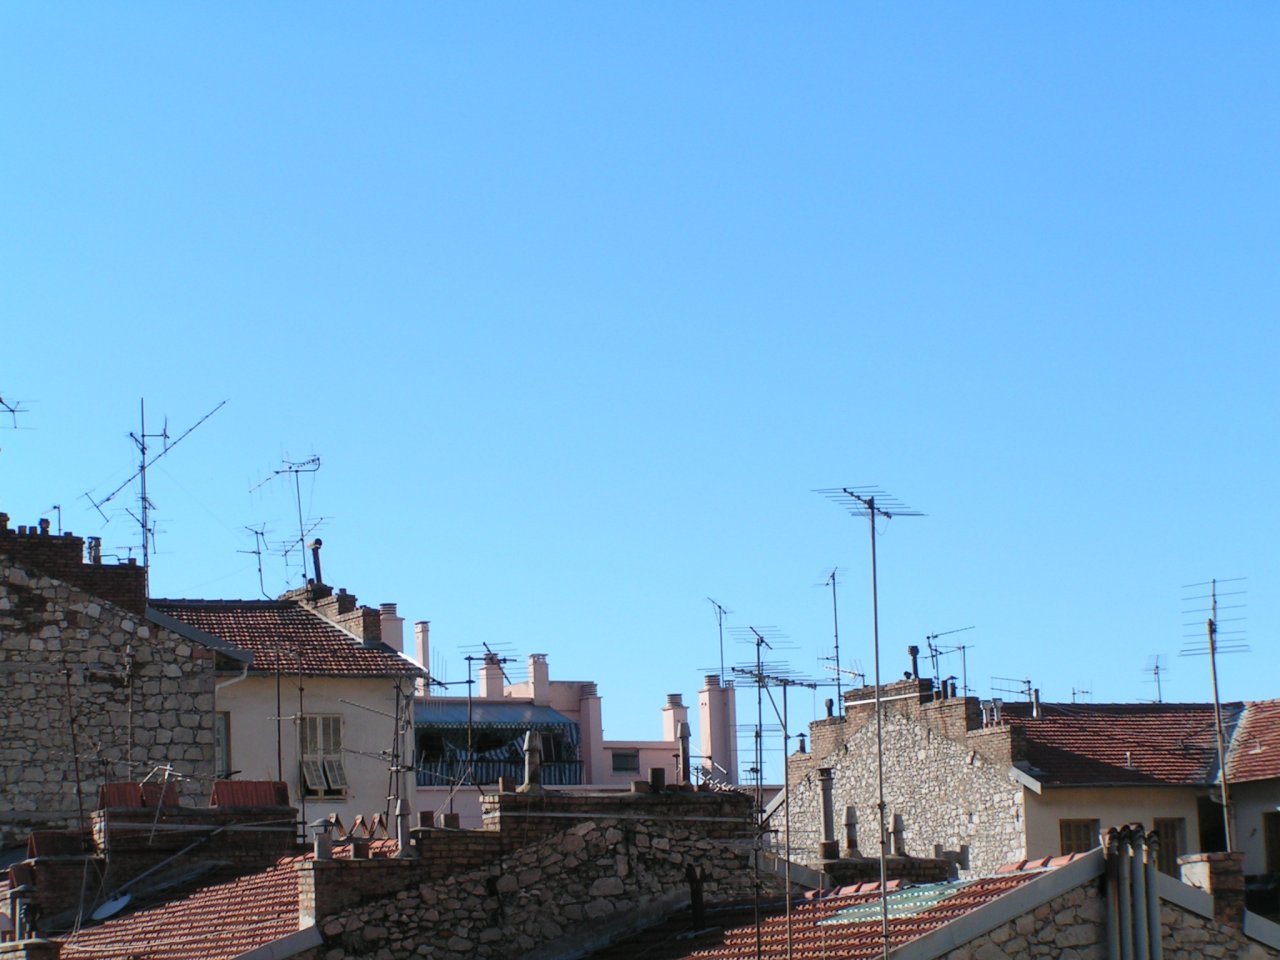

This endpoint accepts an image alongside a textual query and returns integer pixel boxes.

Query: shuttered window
[300,715,347,797]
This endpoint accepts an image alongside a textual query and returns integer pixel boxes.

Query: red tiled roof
[1002,701,1239,787]
[588,870,1046,960]
[1228,699,1280,783]
[57,856,302,960]
[152,599,421,677]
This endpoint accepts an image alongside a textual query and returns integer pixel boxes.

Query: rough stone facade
[295,814,773,960]
[933,879,1280,960]
[784,681,1025,877]
[0,523,215,846]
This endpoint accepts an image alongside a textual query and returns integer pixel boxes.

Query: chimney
[528,653,550,705]
[479,653,505,699]
[662,693,688,742]
[907,645,920,679]
[698,675,738,785]
[1031,687,1041,719]
[379,603,404,653]
[676,720,691,785]
[818,768,835,845]
[415,621,430,669]
[1180,851,1246,928]
[308,539,323,586]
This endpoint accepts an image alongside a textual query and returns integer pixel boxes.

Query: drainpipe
[1132,832,1149,960]
[216,662,250,691]
[1118,832,1134,960]
[1146,830,1162,960]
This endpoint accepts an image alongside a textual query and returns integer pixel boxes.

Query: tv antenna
[1181,577,1249,852]
[85,399,227,591]
[238,524,273,600]
[1071,686,1092,704]
[992,676,1033,703]
[251,456,322,584]
[707,597,731,683]
[1143,655,1167,703]
[817,569,846,709]
[0,393,29,429]
[817,485,923,960]
[925,626,975,698]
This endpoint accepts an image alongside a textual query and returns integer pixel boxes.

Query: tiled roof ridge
[1009,701,1230,713]
[153,597,295,607]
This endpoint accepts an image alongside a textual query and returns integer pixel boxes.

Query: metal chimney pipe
[308,539,323,585]
[907,645,920,679]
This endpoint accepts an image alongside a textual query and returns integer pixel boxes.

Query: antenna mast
[818,486,923,960]
[251,456,322,583]
[707,598,730,683]
[827,569,843,709]
[88,399,227,592]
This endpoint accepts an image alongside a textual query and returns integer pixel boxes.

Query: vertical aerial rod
[708,598,729,683]
[1207,580,1233,852]
[827,570,843,709]
[818,486,923,960]
[866,496,891,958]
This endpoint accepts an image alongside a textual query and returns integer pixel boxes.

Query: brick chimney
[1179,851,1246,928]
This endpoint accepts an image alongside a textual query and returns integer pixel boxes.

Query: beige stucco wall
[1023,784,1202,859]
[217,673,412,829]
[1233,779,1279,875]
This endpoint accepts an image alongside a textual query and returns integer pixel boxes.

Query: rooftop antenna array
[237,524,273,600]
[1180,577,1249,852]
[817,485,923,960]
[733,640,817,960]
[707,597,731,683]
[1071,686,1092,704]
[991,676,1033,703]
[925,626,975,698]
[85,399,227,592]
[1143,655,1167,704]
[0,392,29,429]
[819,569,845,709]
[251,456,323,584]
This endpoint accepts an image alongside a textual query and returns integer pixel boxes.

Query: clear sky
[3,5,1277,785]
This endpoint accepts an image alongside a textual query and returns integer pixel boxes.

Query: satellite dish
[91,893,131,921]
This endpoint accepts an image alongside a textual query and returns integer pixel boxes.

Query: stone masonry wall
[784,702,1024,878]
[0,557,215,846]
[295,815,777,960]
[934,878,1280,960]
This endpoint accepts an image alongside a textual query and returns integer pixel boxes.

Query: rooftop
[1227,698,1280,783]
[1004,701,1239,786]
[151,598,421,678]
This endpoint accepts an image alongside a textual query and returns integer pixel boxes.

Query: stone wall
[933,878,1280,960]
[783,692,1025,877]
[0,555,215,846]
[295,815,777,960]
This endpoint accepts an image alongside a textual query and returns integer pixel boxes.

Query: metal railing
[415,759,583,788]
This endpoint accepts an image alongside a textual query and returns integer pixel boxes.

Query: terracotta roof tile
[1227,699,1280,783]
[1002,701,1240,786]
[152,599,421,678]
[588,869,1049,960]
[57,856,303,960]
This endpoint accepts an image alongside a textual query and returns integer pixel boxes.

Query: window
[1059,819,1100,855]
[214,712,232,778]
[300,715,346,797]
[611,749,640,774]
[1153,818,1186,875]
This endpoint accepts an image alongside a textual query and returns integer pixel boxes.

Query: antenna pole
[828,570,843,710]
[1207,580,1233,852]
[818,486,923,960]
[138,400,150,590]
[708,598,729,683]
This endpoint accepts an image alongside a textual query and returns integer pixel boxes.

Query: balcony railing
[415,759,584,788]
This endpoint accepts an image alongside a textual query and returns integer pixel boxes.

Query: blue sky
[3,5,1277,784]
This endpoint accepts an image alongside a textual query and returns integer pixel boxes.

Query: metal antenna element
[0,393,29,429]
[992,676,1033,703]
[707,598,731,683]
[1143,655,1167,704]
[238,525,273,600]
[86,399,227,592]
[823,570,844,709]
[925,626,975,697]
[817,486,923,960]
[252,456,322,584]
[1181,578,1249,852]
